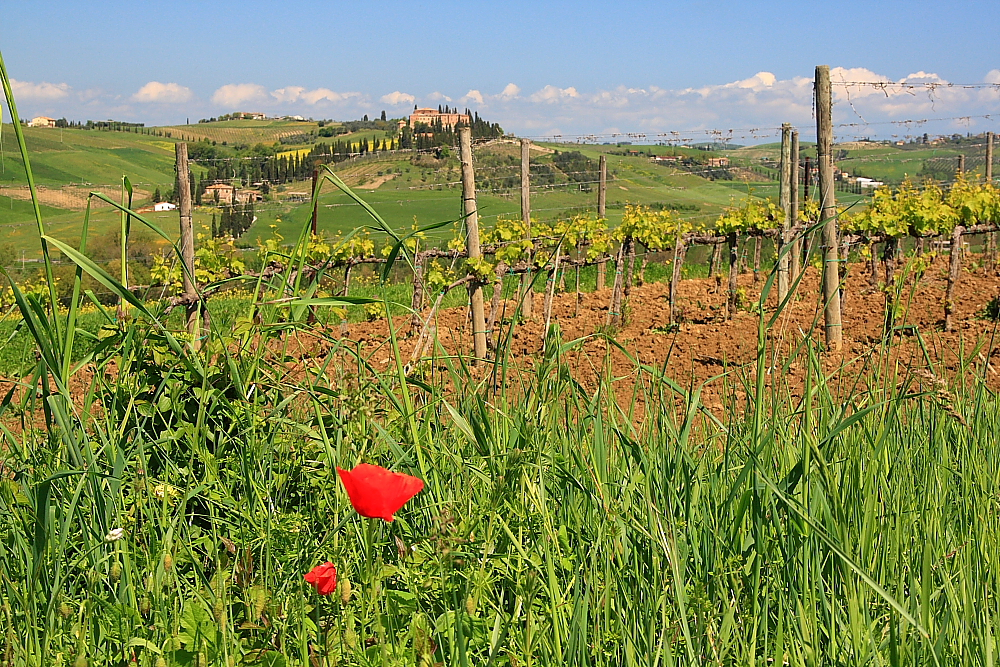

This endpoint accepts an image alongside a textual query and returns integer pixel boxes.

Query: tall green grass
[1,52,999,667]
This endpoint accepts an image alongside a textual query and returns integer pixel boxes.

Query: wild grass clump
[2,53,999,666]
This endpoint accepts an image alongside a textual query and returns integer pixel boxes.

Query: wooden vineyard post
[519,138,534,317]
[944,225,965,332]
[409,250,425,334]
[607,243,625,326]
[340,264,352,335]
[459,127,488,362]
[623,237,636,302]
[752,236,761,282]
[669,231,686,325]
[985,133,997,273]
[987,131,994,183]
[790,130,801,282]
[709,243,721,279]
[777,123,792,301]
[816,65,843,351]
[488,262,506,350]
[958,154,965,176]
[596,154,607,290]
[726,232,739,319]
[176,143,199,342]
[543,243,561,344]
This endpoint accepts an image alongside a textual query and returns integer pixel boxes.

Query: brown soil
[3,260,999,428]
[339,261,1000,413]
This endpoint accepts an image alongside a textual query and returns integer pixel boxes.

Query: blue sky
[3,0,999,141]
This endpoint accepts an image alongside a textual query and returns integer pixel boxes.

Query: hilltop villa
[408,108,471,129]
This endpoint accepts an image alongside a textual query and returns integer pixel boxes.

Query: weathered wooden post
[543,242,561,344]
[986,132,996,273]
[176,143,199,340]
[790,130,801,282]
[987,131,994,183]
[409,249,425,334]
[459,127,488,362]
[669,231,686,325]
[816,65,843,350]
[957,153,965,176]
[519,138,534,317]
[727,232,739,319]
[596,154,608,289]
[709,242,721,278]
[607,243,625,326]
[944,225,965,332]
[777,123,792,301]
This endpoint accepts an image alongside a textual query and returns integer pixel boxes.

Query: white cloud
[462,89,485,105]
[381,91,415,105]
[211,83,269,108]
[529,85,579,103]
[11,79,70,101]
[132,81,193,104]
[270,86,361,105]
[426,91,452,102]
[986,70,1000,85]
[498,83,521,100]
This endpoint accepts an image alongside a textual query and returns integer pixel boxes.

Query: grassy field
[2,98,1000,664]
[2,233,998,665]
[160,119,320,145]
[3,122,983,270]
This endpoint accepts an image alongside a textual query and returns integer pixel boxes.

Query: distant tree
[153,187,161,202]
[380,110,386,121]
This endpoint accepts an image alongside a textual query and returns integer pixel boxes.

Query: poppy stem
[364,517,376,621]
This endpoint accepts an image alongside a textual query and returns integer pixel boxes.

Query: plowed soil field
[337,261,1000,412]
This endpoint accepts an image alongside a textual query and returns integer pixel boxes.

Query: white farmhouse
[153,202,177,212]
[28,116,57,128]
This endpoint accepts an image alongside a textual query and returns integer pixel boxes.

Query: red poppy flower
[337,463,424,522]
[304,562,338,595]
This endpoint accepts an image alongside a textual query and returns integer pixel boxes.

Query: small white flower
[105,528,125,542]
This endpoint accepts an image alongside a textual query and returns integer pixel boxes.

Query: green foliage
[714,196,781,235]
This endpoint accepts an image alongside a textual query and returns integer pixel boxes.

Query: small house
[204,183,236,204]
[153,202,177,212]
[28,116,57,128]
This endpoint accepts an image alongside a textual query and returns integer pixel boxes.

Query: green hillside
[15,122,967,261]
[0,125,176,186]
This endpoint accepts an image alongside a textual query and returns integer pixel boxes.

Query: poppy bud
[74,656,88,667]
[465,595,476,616]
[251,587,268,618]
[339,578,352,604]
[110,561,122,582]
[212,598,226,624]
[155,658,167,667]
[59,602,73,619]
[140,597,151,616]
[163,554,173,571]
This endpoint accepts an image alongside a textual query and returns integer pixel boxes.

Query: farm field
[3,245,1000,664]
[159,119,320,145]
[3,86,1000,664]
